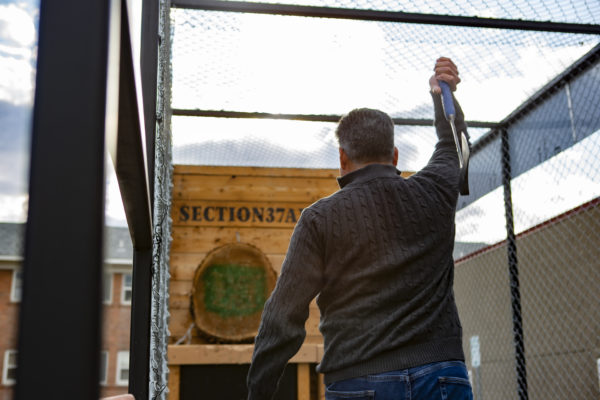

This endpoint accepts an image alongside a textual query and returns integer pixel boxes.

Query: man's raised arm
[417,57,469,194]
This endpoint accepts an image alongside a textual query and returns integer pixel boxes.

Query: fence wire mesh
[171,8,598,122]
[167,1,600,399]
[217,0,600,24]
[454,58,600,400]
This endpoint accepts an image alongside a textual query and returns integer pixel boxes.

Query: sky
[0,0,37,223]
[1,0,599,246]
[0,0,141,226]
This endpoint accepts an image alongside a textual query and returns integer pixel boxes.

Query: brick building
[0,223,134,399]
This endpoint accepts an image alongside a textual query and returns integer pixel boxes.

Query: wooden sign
[174,201,306,227]
[169,165,340,346]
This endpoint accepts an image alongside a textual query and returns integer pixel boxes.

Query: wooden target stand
[167,165,341,400]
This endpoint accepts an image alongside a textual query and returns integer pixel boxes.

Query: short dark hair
[335,108,395,164]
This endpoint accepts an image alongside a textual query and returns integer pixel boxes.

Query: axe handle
[439,81,464,169]
[439,80,470,196]
[439,80,456,120]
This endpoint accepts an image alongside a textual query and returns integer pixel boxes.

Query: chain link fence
[454,54,600,400]
[166,1,600,399]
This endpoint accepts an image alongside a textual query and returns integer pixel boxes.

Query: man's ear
[392,146,399,166]
[339,147,349,170]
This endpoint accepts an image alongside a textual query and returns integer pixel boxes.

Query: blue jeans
[325,361,473,400]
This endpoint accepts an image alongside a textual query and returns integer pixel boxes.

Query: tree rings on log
[191,242,277,342]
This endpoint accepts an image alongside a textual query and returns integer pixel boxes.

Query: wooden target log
[191,242,277,342]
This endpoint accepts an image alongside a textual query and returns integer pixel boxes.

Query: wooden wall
[169,165,341,347]
[168,165,347,399]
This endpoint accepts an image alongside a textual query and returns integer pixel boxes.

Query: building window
[2,350,17,385]
[103,273,113,304]
[121,273,132,305]
[10,269,23,303]
[116,351,129,386]
[99,351,108,385]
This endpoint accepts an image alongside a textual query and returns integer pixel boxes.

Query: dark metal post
[131,2,160,398]
[129,248,152,399]
[15,0,117,398]
[500,128,528,400]
[172,0,600,34]
[141,0,160,196]
[115,2,155,399]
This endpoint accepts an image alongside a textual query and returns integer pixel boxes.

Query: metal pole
[141,0,160,207]
[15,0,118,397]
[116,2,155,399]
[171,108,498,129]
[500,128,528,400]
[172,0,600,34]
[129,248,152,399]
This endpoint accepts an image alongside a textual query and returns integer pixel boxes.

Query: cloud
[171,115,431,171]
[173,137,340,169]
[0,193,28,222]
[0,100,31,222]
[0,3,36,47]
[0,2,37,105]
[0,100,31,195]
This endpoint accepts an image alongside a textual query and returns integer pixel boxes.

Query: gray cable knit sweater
[247,93,468,400]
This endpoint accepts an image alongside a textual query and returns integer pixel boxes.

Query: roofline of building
[104,258,133,266]
[0,255,132,266]
[0,255,23,262]
[456,196,600,265]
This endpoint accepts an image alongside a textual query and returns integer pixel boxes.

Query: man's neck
[340,161,394,177]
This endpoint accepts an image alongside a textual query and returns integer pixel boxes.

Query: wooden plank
[167,365,180,400]
[174,165,338,179]
[169,293,191,310]
[174,165,412,180]
[305,309,321,337]
[318,374,325,400]
[170,280,192,297]
[316,344,325,360]
[170,253,205,280]
[291,344,321,363]
[171,226,294,254]
[173,174,338,202]
[170,253,286,280]
[304,335,324,344]
[172,200,308,228]
[169,308,195,338]
[297,364,310,400]
[167,344,322,365]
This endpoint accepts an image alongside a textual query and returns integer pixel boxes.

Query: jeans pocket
[325,389,375,400]
[438,376,473,400]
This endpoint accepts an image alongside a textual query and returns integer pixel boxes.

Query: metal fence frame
[15,0,163,399]
[166,3,600,400]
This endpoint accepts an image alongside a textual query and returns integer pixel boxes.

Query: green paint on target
[202,263,267,317]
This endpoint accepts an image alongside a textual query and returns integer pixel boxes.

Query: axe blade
[459,132,470,196]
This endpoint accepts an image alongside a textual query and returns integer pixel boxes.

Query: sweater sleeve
[414,92,470,200]
[247,209,324,400]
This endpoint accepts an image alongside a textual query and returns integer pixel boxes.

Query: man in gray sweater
[247,57,473,400]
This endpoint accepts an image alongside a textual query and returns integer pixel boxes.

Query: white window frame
[121,273,132,305]
[10,268,23,303]
[2,350,17,385]
[99,351,108,385]
[597,358,600,392]
[103,272,113,304]
[115,351,129,386]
